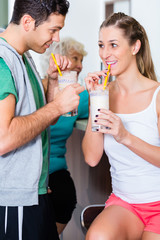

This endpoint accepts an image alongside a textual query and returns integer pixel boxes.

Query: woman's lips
[106,61,117,67]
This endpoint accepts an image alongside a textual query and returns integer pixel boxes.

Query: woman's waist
[112,174,160,197]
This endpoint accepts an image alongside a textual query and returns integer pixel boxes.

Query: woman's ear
[132,39,141,55]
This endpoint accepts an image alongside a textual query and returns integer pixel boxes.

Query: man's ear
[132,39,141,55]
[22,14,35,32]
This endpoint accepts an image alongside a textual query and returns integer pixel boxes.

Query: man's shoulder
[0,57,12,78]
[0,57,10,69]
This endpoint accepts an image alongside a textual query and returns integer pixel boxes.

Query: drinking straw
[103,64,111,90]
[51,53,62,76]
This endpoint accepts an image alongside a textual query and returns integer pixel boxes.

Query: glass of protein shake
[58,70,78,117]
[90,86,109,131]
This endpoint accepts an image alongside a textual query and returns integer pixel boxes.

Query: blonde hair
[100,12,157,81]
[40,37,87,78]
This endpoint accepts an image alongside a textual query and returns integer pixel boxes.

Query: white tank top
[104,86,160,203]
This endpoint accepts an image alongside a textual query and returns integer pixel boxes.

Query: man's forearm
[0,101,60,155]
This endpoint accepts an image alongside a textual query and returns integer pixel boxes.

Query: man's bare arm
[0,83,84,155]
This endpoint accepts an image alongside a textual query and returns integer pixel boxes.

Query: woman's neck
[114,66,144,95]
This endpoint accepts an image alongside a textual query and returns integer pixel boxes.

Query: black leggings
[49,169,77,224]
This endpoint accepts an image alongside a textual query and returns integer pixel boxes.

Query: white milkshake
[58,71,78,116]
[58,71,77,90]
[90,88,109,131]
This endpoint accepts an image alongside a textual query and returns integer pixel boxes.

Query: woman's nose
[77,61,82,70]
[102,49,111,59]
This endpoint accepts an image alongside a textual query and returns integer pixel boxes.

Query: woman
[40,37,88,234]
[82,12,160,239]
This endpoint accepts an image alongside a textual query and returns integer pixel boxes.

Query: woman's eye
[98,44,104,48]
[112,43,117,48]
[72,57,78,61]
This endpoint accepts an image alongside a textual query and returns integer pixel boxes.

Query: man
[0,0,84,239]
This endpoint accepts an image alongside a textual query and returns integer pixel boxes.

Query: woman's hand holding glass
[95,108,130,145]
[85,69,129,142]
[47,54,72,81]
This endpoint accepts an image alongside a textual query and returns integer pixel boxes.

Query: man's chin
[32,48,46,54]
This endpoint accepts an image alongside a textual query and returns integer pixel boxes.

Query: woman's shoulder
[144,75,159,87]
[79,89,89,97]
[142,79,160,101]
[79,89,89,102]
[155,83,160,99]
[152,82,160,117]
[156,86,160,118]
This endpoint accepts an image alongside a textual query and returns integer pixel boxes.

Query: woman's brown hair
[100,12,157,81]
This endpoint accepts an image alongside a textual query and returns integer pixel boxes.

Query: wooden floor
[63,128,112,239]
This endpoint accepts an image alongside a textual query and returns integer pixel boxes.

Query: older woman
[40,37,89,234]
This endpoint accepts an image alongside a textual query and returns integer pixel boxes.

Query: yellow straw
[51,53,62,76]
[103,64,111,90]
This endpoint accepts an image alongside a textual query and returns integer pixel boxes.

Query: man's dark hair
[10,0,70,27]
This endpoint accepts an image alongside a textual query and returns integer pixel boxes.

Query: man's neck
[0,24,28,55]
